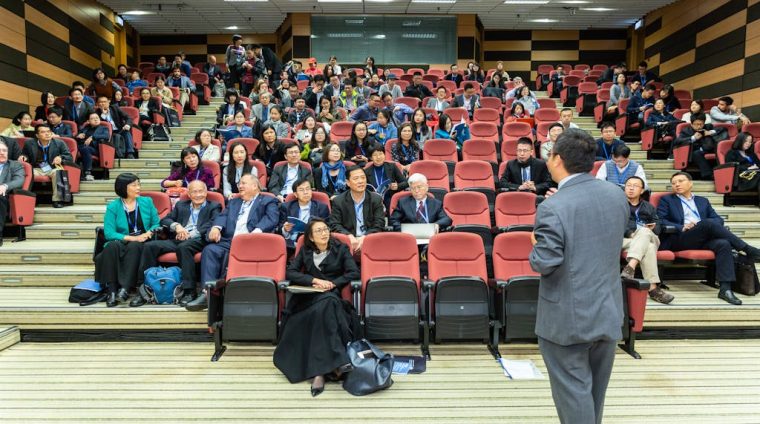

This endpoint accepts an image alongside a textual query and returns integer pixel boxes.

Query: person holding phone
[620,176,674,304]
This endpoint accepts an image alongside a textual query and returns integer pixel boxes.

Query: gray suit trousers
[538,336,616,424]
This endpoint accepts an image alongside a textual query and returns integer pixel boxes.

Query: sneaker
[649,286,674,304]
[84,173,95,181]
[620,265,635,279]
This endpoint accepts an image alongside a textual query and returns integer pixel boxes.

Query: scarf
[321,161,346,192]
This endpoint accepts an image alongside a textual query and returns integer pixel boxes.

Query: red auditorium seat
[360,232,426,352]
[396,96,421,109]
[591,160,604,176]
[592,64,608,71]
[437,80,456,93]
[499,139,520,162]
[575,82,598,116]
[454,160,496,207]
[444,107,470,124]
[502,122,533,145]
[533,108,560,126]
[189,73,211,105]
[492,231,540,341]
[462,139,498,164]
[208,233,287,361]
[536,98,557,110]
[409,160,450,200]
[473,108,500,125]
[202,160,221,190]
[469,122,498,142]
[443,191,494,262]
[535,122,553,144]
[32,137,81,194]
[594,90,611,124]
[249,160,268,189]
[535,64,554,91]
[713,140,757,206]
[329,121,353,143]
[119,107,144,153]
[157,191,227,265]
[7,161,36,241]
[425,232,498,351]
[479,97,502,111]
[560,75,581,108]
[494,191,536,232]
[615,98,631,137]
[574,64,589,71]
[142,191,172,219]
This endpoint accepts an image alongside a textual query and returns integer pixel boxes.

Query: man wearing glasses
[328,166,385,253]
[499,137,554,195]
[620,176,674,304]
[279,178,329,250]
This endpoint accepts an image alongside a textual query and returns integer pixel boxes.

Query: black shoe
[52,202,64,208]
[129,295,147,307]
[311,376,325,397]
[718,290,742,305]
[744,246,760,262]
[185,293,207,311]
[179,291,195,307]
[117,288,129,303]
[106,292,118,307]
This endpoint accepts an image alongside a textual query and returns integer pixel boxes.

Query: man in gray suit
[0,140,27,244]
[529,129,629,424]
[250,92,275,123]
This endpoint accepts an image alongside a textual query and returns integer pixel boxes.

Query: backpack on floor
[140,266,183,305]
[149,124,172,141]
[69,279,103,304]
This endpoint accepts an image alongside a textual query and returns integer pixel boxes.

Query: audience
[200,174,280,290]
[444,64,463,86]
[150,75,174,110]
[627,83,656,126]
[96,173,161,307]
[126,71,147,95]
[250,91,274,124]
[317,96,338,125]
[274,218,360,396]
[155,56,172,76]
[379,73,403,99]
[287,96,316,126]
[390,173,452,232]
[499,137,553,195]
[596,145,648,189]
[659,85,681,113]
[225,35,246,88]
[595,122,626,161]
[540,123,564,161]
[133,180,222,308]
[674,113,724,179]
[364,145,408,205]
[725,132,760,193]
[268,143,314,201]
[681,100,712,125]
[607,72,632,119]
[632,61,660,86]
[559,108,579,130]
[505,102,529,124]
[166,66,196,109]
[203,55,225,94]
[134,88,160,136]
[515,86,540,116]
[192,129,221,162]
[222,141,256,199]
[47,108,73,138]
[620,176,674,304]
[278,179,330,249]
[404,72,433,100]
[426,87,451,112]
[392,123,422,172]
[410,108,433,149]
[336,78,364,112]
[465,62,485,83]
[63,87,95,128]
[161,147,216,192]
[350,93,381,122]
[19,124,72,208]
[482,73,505,99]
[34,92,57,122]
[87,68,121,101]
[342,121,375,167]
[0,140,24,245]
[264,106,291,139]
[710,96,751,127]
[645,98,680,142]
[452,83,481,119]
[294,116,318,145]
[313,144,348,198]
[657,172,760,305]
[75,112,110,180]
[328,165,385,252]
[96,95,134,159]
[367,110,397,146]
[302,126,329,166]
[549,64,566,98]
[1,112,34,137]
[254,124,286,175]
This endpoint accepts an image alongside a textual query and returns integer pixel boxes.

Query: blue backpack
[140,266,182,305]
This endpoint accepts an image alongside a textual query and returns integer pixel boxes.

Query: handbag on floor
[733,253,760,296]
[55,165,73,203]
[342,339,394,396]
[149,124,172,141]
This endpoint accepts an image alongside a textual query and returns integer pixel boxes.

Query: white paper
[499,358,544,380]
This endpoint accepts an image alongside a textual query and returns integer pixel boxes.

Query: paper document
[499,358,544,380]
[286,285,327,294]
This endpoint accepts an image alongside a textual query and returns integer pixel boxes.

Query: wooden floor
[1,284,759,331]
[0,340,759,423]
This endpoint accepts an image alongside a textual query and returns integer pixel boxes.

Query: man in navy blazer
[389,173,452,232]
[200,174,279,286]
[278,179,330,249]
[658,172,760,305]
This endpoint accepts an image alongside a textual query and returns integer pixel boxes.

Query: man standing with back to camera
[529,129,629,424]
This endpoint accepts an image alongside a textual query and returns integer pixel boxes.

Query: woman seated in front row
[273,218,360,397]
[96,173,161,307]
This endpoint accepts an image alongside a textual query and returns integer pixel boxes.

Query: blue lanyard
[612,163,629,185]
[602,143,613,160]
[633,205,643,225]
[679,197,701,220]
[198,147,207,158]
[401,144,414,163]
[38,141,49,163]
[373,166,387,189]
[123,200,139,234]
[189,201,206,227]
[354,197,365,227]
[746,154,755,165]
[184,169,200,186]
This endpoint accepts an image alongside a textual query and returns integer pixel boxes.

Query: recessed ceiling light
[122,10,154,15]
[581,7,615,11]
[559,1,589,3]
[317,0,362,2]
[225,26,239,30]
[504,1,549,4]
[371,34,387,39]
[411,0,456,3]
[224,0,268,2]
[530,18,558,22]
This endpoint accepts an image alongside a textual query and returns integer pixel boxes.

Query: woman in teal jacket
[95,173,161,307]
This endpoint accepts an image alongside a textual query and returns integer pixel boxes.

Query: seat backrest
[499,139,521,162]
[437,80,457,93]
[578,82,597,94]
[493,232,539,280]
[494,192,537,227]
[19,161,33,190]
[422,139,458,162]
[742,123,760,139]
[59,137,78,160]
[469,122,498,141]
[503,122,533,139]
[202,160,221,189]
[537,64,554,75]
[330,121,354,142]
[462,139,497,162]
[142,191,171,218]
[574,64,589,71]
[408,160,450,191]
[536,98,556,110]
[473,107,500,122]
[427,232,487,282]
[533,108,560,123]
[396,97,420,109]
[535,121,553,143]
[190,73,209,84]
[592,64,608,71]
[563,75,581,87]
[648,192,670,209]
[227,233,286,281]
[672,108,689,121]
[443,191,490,226]
[454,160,495,190]
[227,137,259,155]
[479,97,502,111]
[591,160,604,176]
[444,107,470,124]
[283,190,331,212]
[569,70,586,78]
[601,82,614,90]
[361,232,420,285]
[716,140,733,165]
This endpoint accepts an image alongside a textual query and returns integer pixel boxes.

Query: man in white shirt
[267,143,313,201]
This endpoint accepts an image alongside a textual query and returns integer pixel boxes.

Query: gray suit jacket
[251,103,275,123]
[0,160,26,193]
[529,173,629,346]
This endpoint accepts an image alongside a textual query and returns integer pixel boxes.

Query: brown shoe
[620,265,635,279]
[649,287,674,304]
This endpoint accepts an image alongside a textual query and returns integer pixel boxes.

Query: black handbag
[55,166,72,203]
[342,339,394,396]
[733,253,760,296]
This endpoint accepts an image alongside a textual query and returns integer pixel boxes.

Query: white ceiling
[98,0,676,34]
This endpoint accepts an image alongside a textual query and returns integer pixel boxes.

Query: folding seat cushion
[493,232,540,341]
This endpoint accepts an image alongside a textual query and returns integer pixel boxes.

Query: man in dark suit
[658,172,760,305]
[252,44,282,78]
[63,87,95,129]
[268,143,314,201]
[499,137,553,195]
[132,180,222,308]
[403,72,433,101]
[328,165,386,252]
[529,129,629,424]
[95,95,135,158]
[389,173,451,232]
[443,64,463,86]
[452,83,480,118]
[200,174,280,285]
[323,74,343,104]
[19,124,73,208]
[46,108,74,139]
[0,136,23,161]
[279,178,330,249]
[203,55,224,93]
[549,65,566,98]
[286,97,315,126]
[673,113,726,180]
[0,140,26,245]
[302,75,326,111]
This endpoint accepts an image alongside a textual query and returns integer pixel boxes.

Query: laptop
[400,223,437,245]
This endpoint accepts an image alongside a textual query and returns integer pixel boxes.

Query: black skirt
[273,291,360,383]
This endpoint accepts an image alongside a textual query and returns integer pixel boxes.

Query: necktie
[522,167,529,183]
[262,106,269,123]
[416,201,426,223]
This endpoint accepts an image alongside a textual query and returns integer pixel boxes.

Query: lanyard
[602,143,613,160]
[198,147,207,158]
[679,197,701,220]
[189,201,206,227]
[122,200,139,234]
[238,199,254,217]
[373,166,387,189]
[633,204,643,225]
[745,154,755,165]
[521,166,530,182]
[612,163,629,185]
[184,169,200,186]
[38,141,50,163]
[354,197,365,228]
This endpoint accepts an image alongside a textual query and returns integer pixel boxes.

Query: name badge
[40,162,52,173]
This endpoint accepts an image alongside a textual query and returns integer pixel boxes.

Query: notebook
[400,223,437,245]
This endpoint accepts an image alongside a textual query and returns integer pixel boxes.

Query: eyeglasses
[296,187,312,193]
[313,227,330,235]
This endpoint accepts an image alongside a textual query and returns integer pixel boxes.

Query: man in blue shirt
[595,122,626,161]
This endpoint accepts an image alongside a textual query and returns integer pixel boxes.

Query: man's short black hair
[71,81,84,88]
[600,122,615,131]
[47,107,63,117]
[560,108,573,114]
[548,122,565,132]
[517,137,533,147]
[313,74,325,83]
[625,176,645,187]
[671,171,692,181]
[638,61,648,68]
[69,87,83,96]
[291,178,311,194]
[644,84,657,92]
[343,78,354,87]
[381,92,393,101]
[463,82,474,91]
[413,71,423,77]
[691,112,707,123]
[35,123,51,134]
[96,95,109,102]
[552,128,596,174]
[368,93,380,99]
[719,96,733,105]
[293,95,304,103]
[283,142,301,153]
[346,165,365,179]
[612,144,630,158]
[251,44,262,50]
[114,173,140,199]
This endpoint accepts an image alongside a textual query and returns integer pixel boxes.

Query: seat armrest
[205,279,225,291]
[350,280,362,293]
[495,279,508,290]
[662,225,677,234]
[622,277,650,291]
[422,279,435,292]
[715,162,739,170]
[277,280,290,291]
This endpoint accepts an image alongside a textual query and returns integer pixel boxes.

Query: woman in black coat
[273,218,360,396]
[726,132,760,192]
